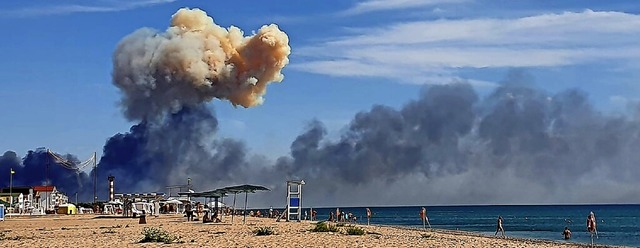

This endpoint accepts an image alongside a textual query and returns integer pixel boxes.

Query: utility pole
[45,149,50,212]
[93,152,97,204]
[187,178,191,202]
[45,149,49,186]
[10,168,14,211]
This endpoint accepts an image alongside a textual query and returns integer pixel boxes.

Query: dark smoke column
[97,8,291,196]
[112,8,291,121]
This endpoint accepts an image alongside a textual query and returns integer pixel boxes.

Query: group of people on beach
[561,211,597,244]
[328,208,358,223]
[493,211,599,244]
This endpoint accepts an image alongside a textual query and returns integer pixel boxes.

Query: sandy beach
[0,214,612,247]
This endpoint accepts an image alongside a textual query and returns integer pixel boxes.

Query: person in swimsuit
[563,226,572,240]
[495,215,505,238]
[587,211,597,244]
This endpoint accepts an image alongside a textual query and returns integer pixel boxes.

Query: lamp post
[10,168,15,211]
[187,178,191,202]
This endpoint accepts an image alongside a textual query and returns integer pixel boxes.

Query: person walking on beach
[495,215,505,238]
[420,207,431,229]
[366,208,372,225]
[563,226,572,240]
[587,211,598,245]
[185,202,193,221]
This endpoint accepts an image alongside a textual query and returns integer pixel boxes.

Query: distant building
[32,186,68,211]
[0,187,32,213]
[0,193,24,212]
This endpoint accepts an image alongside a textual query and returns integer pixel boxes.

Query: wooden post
[242,192,248,224]
[231,193,237,224]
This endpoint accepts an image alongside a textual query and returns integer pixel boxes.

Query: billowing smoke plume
[4,74,640,205]
[96,106,259,198]
[113,8,291,121]
[0,149,91,198]
[94,7,290,201]
[274,76,640,205]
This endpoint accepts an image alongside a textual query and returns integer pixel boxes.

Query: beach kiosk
[286,180,305,221]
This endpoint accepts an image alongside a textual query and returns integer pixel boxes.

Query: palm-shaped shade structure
[221,185,270,224]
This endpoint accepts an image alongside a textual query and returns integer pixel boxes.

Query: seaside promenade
[0,214,612,247]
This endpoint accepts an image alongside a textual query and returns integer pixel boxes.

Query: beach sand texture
[0,214,607,247]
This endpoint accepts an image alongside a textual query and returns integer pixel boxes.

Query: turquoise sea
[302,205,640,247]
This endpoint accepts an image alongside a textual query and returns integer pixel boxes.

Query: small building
[33,186,68,211]
[57,203,77,215]
[0,187,32,212]
[0,193,24,213]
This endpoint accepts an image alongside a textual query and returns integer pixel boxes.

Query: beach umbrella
[221,185,270,224]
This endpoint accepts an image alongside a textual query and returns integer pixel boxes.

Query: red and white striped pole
[108,175,115,202]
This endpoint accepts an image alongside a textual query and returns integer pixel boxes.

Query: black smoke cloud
[274,79,640,206]
[0,149,91,198]
[3,76,640,206]
[93,106,274,201]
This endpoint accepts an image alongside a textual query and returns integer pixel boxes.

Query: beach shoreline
[377,224,617,248]
[0,214,617,247]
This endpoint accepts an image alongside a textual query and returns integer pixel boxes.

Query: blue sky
[1,0,640,162]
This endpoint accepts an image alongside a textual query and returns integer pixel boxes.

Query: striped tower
[108,175,115,202]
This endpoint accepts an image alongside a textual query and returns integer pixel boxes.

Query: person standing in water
[587,211,598,245]
[563,226,572,240]
[495,215,505,238]
[366,208,372,226]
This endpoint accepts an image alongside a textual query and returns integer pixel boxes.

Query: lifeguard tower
[286,180,305,221]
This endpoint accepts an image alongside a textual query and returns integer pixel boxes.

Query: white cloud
[1,0,177,17]
[293,10,640,85]
[342,0,470,15]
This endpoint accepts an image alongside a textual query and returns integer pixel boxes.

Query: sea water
[305,205,640,247]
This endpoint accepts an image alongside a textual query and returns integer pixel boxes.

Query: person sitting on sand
[495,215,505,238]
[203,210,213,223]
[329,211,335,222]
[563,226,572,240]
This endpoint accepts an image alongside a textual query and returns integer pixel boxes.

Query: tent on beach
[57,204,77,215]
[163,199,183,214]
